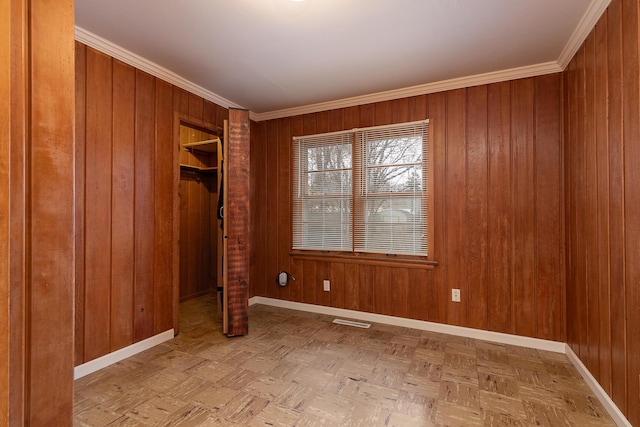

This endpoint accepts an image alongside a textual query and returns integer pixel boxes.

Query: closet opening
[176,121,224,332]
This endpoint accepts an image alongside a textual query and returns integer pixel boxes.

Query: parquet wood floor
[74,295,615,426]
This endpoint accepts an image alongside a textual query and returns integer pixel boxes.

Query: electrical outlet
[323,280,330,292]
[452,288,461,302]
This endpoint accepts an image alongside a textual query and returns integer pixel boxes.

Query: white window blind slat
[355,121,429,256]
[292,120,429,256]
[292,132,353,251]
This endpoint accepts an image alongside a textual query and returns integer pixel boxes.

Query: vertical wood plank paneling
[584,32,600,374]
[359,103,374,127]
[0,6,10,423]
[84,48,113,361]
[330,263,345,309]
[289,117,304,302]
[0,3,59,423]
[217,106,229,132]
[265,120,279,298]
[622,0,640,420]
[179,174,190,299]
[111,59,135,351]
[374,101,392,125]
[277,117,292,301]
[199,177,211,291]
[407,269,428,321]
[373,266,392,315]
[328,109,344,132]
[74,42,86,365]
[253,74,568,345]
[445,89,467,326]
[302,260,317,305]
[188,93,204,122]
[26,1,75,422]
[566,59,580,353]
[186,179,200,298]
[6,1,30,420]
[391,98,409,123]
[25,14,69,426]
[563,0,640,423]
[511,78,536,338]
[390,268,409,318]
[408,94,428,122]
[76,42,234,365]
[203,100,217,128]
[343,263,360,311]
[344,106,360,129]
[154,79,175,333]
[174,87,189,119]
[358,265,374,313]
[576,47,589,361]
[316,110,329,133]
[134,70,156,341]
[465,85,489,330]
[316,261,331,307]
[487,81,512,334]
[251,121,268,298]
[428,93,447,324]
[605,0,627,411]
[594,13,612,395]
[534,74,563,341]
[290,256,304,303]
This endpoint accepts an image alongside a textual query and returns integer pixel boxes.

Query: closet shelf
[180,163,218,173]
[182,137,220,154]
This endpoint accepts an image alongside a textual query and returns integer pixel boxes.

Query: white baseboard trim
[248,297,565,353]
[565,345,632,427]
[74,329,175,380]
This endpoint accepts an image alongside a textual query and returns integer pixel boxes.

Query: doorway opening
[177,121,223,332]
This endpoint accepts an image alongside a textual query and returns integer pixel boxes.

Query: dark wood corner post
[1,0,75,425]
[226,108,251,336]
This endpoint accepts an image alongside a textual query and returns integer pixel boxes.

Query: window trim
[292,119,434,262]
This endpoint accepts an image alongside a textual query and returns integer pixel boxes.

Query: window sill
[290,251,438,270]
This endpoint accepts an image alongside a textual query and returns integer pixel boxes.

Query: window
[292,120,431,258]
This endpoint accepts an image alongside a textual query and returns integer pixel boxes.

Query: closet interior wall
[179,125,219,301]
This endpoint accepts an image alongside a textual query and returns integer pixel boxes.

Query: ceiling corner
[556,0,612,70]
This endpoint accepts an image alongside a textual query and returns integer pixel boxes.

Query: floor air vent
[333,319,371,328]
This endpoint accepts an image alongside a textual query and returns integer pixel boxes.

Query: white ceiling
[74,0,609,120]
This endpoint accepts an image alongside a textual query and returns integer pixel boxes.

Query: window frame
[291,119,434,264]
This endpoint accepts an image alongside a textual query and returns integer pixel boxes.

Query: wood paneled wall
[75,42,228,365]
[179,125,219,301]
[179,169,218,301]
[250,74,565,342]
[2,0,75,424]
[564,0,640,424]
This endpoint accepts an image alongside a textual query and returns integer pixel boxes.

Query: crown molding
[251,61,562,121]
[557,0,612,69]
[74,26,245,113]
[77,0,610,124]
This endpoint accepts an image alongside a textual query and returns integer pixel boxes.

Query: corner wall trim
[73,329,174,380]
[248,297,565,353]
[565,345,632,427]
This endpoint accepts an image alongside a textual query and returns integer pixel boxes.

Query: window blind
[354,121,429,256]
[292,119,429,257]
[292,131,353,251]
